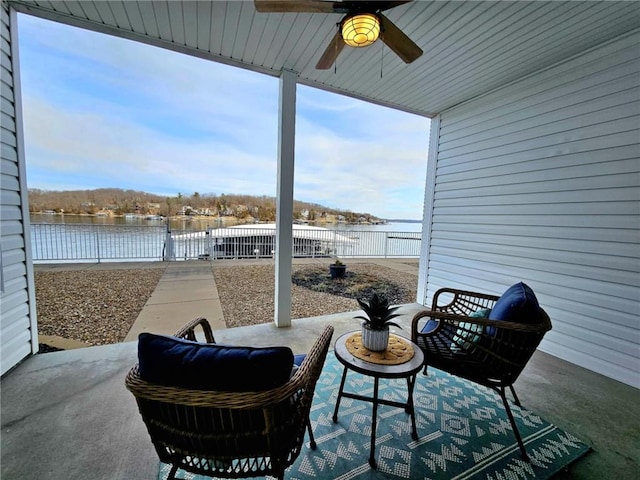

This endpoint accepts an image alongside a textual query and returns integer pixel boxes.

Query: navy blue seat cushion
[421,318,458,346]
[421,318,440,333]
[289,353,307,377]
[138,333,294,391]
[487,282,540,335]
[293,354,306,366]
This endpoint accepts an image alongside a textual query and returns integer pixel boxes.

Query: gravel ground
[212,263,418,328]
[35,267,166,345]
[34,262,418,345]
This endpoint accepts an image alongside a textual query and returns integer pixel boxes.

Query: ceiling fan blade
[254,0,338,13]
[316,30,346,69]
[378,12,423,64]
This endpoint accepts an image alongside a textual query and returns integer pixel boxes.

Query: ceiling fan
[254,1,423,69]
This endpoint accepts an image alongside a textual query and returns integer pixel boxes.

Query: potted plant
[329,259,347,279]
[355,293,402,351]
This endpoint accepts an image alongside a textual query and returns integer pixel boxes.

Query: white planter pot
[362,325,389,352]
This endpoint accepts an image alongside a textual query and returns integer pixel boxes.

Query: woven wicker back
[432,288,499,314]
[126,321,334,479]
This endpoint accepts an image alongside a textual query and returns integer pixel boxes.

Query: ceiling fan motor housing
[341,13,381,48]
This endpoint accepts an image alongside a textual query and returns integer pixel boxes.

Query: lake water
[29,215,423,262]
[30,214,423,232]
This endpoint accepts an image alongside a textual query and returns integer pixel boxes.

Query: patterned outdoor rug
[159,352,589,479]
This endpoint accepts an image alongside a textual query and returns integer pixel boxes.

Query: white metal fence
[30,224,421,263]
[30,224,166,262]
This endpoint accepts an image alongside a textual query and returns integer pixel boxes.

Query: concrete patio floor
[1,260,638,479]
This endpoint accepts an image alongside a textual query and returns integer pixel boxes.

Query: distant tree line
[28,188,383,224]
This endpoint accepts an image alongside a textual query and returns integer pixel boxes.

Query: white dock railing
[30,224,421,263]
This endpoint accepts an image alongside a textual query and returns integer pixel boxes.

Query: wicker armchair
[126,318,334,480]
[411,286,552,461]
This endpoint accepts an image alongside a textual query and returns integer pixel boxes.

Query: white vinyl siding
[1,5,37,376]
[423,31,640,388]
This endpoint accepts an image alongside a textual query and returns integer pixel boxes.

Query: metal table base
[332,332,425,469]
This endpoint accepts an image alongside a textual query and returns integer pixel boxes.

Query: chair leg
[167,464,179,480]
[509,385,521,406]
[306,416,317,449]
[497,388,530,462]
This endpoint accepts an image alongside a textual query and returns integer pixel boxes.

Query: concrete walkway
[124,261,225,341]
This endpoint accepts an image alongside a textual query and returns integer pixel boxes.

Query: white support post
[274,70,297,327]
[417,116,439,306]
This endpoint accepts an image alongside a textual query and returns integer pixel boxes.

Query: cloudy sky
[17,13,430,220]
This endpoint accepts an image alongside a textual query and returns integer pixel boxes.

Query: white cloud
[293,100,429,216]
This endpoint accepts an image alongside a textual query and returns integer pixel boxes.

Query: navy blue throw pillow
[138,333,294,392]
[487,282,540,335]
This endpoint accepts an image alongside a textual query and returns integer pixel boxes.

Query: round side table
[332,331,425,469]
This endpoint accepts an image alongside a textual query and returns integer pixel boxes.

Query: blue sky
[17,14,430,220]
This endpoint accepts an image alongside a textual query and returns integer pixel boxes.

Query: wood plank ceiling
[7,0,640,117]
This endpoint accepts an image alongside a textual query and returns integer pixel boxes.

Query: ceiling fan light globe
[342,13,380,48]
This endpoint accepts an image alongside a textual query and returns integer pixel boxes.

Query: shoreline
[30,211,389,226]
